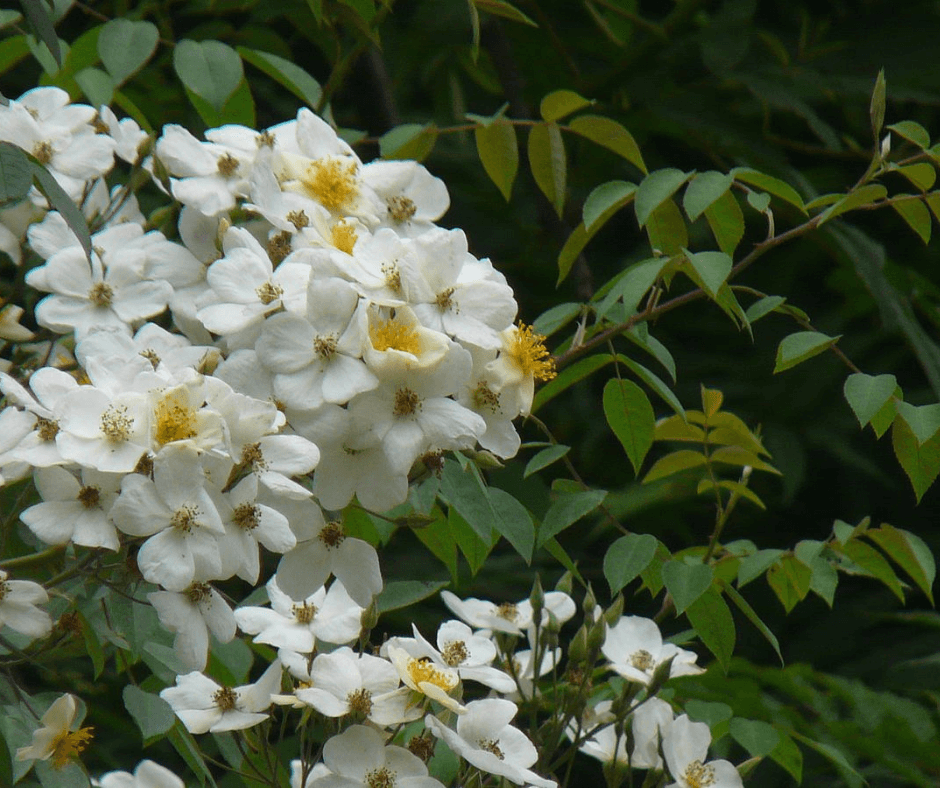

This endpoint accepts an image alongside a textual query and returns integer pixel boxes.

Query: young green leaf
[686,587,735,672]
[603,378,655,475]
[379,123,437,161]
[475,120,518,201]
[524,444,570,478]
[604,533,659,595]
[744,295,785,324]
[773,331,840,373]
[732,168,805,212]
[683,170,733,221]
[897,163,936,192]
[887,120,930,150]
[704,190,745,256]
[643,450,708,484]
[532,302,580,336]
[895,401,940,445]
[766,555,812,613]
[635,168,689,227]
[684,250,733,299]
[439,458,497,542]
[892,197,931,244]
[532,353,614,413]
[838,539,905,601]
[237,47,323,109]
[730,718,780,757]
[617,355,685,418]
[645,198,687,256]
[865,524,936,604]
[817,184,887,225]
[174,39,243,113]
[737,548,785,587]
[568,114,647,174]
[662,560,713,614]
[528,121,566,217]
[539,89,592,122]
[891,415,940,503]
[721,581,783,664]
[97,19,158,86]
[537,489,607,547]
[870,69,886,141]
[844,372,898,428]
[377,580,450,613]
[582,180,636,231]
[488,488,535,562]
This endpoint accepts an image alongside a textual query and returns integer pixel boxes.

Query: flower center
[507,323,556,381]
[684,760,716,788]
[153,389,198,446]
[314,334,338,360]
[50,726,94,769]
[346,687,373,717]
[233,502,261,531]
[497,602,518,622]
[186,583,212,604]
[302,157,359,212]
[370,317,420,355]
[478,738,504,759]
[256,280,284,305]
[407,657,458,691]
[267,231,292,265]
[0,582,8,602]
[287,209,309,229]
[365,766,396,788]
[472,381,500,413]
[293,602,317,624]
[241,442,266,469]
[37,417,60,442]
[139,348,161,369]
[387,195,417,222]
[331,220,358,254]
[407,731,435,762]
[77,485,100,509]
[630,649,655,672]
[435,287,455,311]
[32,140,54,164]
[318,521,346,549]
[171,505,201,533]
[88,282,114,307]
[393,387,420,417]
[100,405,133,442]
[382,262,402,294]
[217,153,240,178]
[213,686,238,711]
[257,130,275,148]
[441,640,469,667]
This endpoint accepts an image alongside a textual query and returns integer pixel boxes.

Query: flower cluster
[0,86,742,788]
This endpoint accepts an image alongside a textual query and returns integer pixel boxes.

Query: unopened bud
[604,594,624,626]
[582,584,596,617]
[469,449,503,469]
[555,571,573,595]
[568,624,589,664]
[529,574,544,621]
[881,133,891,160]
[360,600,379,633]
[395,512,437,529]
[646,654,675,696]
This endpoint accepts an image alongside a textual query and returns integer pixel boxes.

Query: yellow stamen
[407,657,458,691]
[302,158,358,212]
[331,220,358,254]
[370,316,420,355]
[153,389,198,446]
[507,323,556,381]
[50,727,94,769]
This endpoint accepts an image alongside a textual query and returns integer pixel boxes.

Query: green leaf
[732,168,805,212]
[449,508,495,576]
[533,353,614,413]
[174,39,243,113]
[746,190,771,212]
[583,180,636,231]
[818,184,887,224]
[475,120,518,202]
[533,302,580,337]
[662,561,713,614]
[871,385,902,438]
[595,258,664,320]
[888,120,930,149]
[238,47,322,109]
[706,479,765,510]
[795,541,838,607]
[539,89,591,121]
[379,123,437,161]
[439,459,496,542]
[21,0,61,67]
[642,450,708,484]
[97,19,158,85]
[870,69,886,141]
[30,161,92,260]
[844,372,898,428]
[639,541,672,596]
[839,539,905,601]
[891,415,940,503]
[892,197,932,244]
[683,170,733,221]
[684,250,733,300]
[377,580,449,613]
[708,445,780,474]
[738,549,783,588]
[635,168,689,227]
[865,524,936,604]
[604,533,659,595]
[773,331,840,373]
[603,378,655,475]
[791,733,866,788]
[537,489,607,547]
[568,114,646,174]
[36,760,90,788]
[524,444,570,478]
[685,700,733,739]
[686,586,734,672]
[730,718,780,757]
[721,581,783,664]
[897,163,936,192]
[413,515,458,585]
[766,555,812,613]
[804,193,843,211]
[488,488,535,562]
[0,142,31,203]
[645,198,687,256]
[472,0,538,26]
[617,355,685,418]
[74,67,113,107]
[628,324,676,381]
[895,401,940,445]
[528,121,566,216]
[770,730,803,783]
[168,721,216,786]
[123,685,175,742]
[0,34,30,76]
[77,611,104,680]
[704,190,745,256]
[744,295,785,324]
